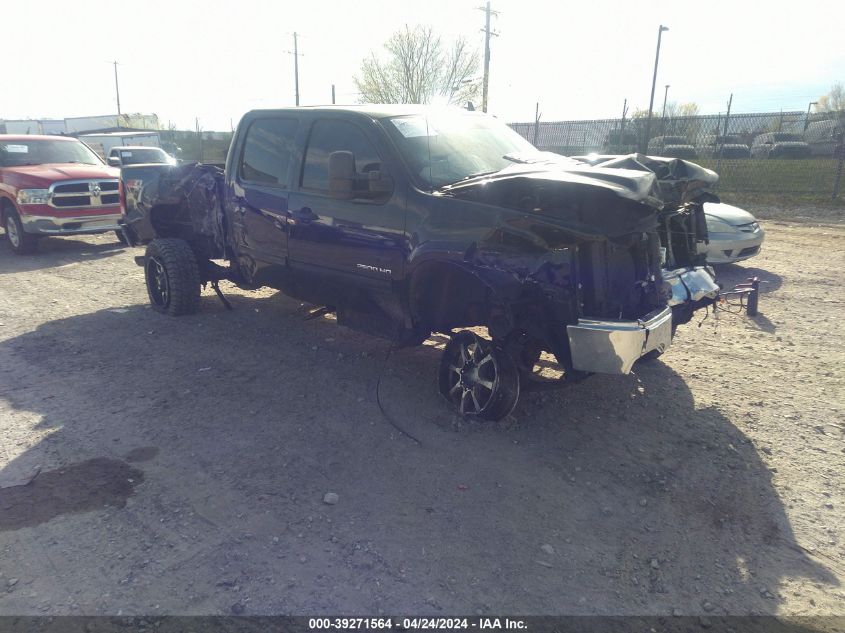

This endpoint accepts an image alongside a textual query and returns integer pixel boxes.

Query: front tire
[4,210,39,255]
[438,331,520,421]
[144,239,201,316]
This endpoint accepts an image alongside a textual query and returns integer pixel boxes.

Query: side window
[239,118,298,187]
[301,120,381,191]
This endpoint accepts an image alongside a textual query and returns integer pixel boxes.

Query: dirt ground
[0,218,843,619]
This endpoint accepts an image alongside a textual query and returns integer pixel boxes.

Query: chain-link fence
[510,110,845,198]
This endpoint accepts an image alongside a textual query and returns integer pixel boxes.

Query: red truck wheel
[144,239,201,316]
[4,209,39,255]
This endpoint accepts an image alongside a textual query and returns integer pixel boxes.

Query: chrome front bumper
[19,212,122,235]
[566,306,673,375]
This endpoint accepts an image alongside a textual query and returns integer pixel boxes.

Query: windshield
[117,147,170,165]
[0,138,103,167]
[773,133,801,142]
[383,112,542,189]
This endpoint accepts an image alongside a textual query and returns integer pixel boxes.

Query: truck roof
[111,145,166,151]
[245,104,482,120]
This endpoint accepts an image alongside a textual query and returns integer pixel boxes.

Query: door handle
[291,207,316,224]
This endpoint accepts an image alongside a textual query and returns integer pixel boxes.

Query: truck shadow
[711,264,782,333]
[0,232,126,275]
[713,263,783,294]
[0,292,837,615]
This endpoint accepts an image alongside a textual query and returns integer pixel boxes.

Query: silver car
[702,202,765,264]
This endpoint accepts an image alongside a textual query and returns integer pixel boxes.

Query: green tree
[353,26,480,106]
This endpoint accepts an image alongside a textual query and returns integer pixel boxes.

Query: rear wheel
[144,239,201,316]
[438,331,520,421]
[4,209,38,255]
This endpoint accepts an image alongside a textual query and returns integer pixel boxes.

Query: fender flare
[406,242,528,331]
[0,195,18,222]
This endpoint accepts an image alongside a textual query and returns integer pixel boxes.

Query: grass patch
[699,158,843,196]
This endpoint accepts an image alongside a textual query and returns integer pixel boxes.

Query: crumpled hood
[703,201,756,226]
[442,154,718,240]
[445,153,718,209]
[446,161,661,206]
[571,153,718,206]
[2,163,118,188]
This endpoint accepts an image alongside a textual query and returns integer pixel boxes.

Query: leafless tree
[354,26,480,106]
[817,82,844,113]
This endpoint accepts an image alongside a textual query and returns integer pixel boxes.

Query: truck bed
[121,163,227,260]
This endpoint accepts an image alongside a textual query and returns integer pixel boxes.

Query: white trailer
[78,131,161,159]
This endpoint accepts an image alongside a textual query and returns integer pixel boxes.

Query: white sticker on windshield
[3,144,29,153]
[391,117,437,138]
[121,151,133,157]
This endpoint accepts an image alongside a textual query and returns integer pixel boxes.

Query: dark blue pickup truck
[120,106,725,420]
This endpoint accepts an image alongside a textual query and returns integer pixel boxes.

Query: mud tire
[144,238,201,316]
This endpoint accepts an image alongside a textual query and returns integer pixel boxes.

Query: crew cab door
[286,118,405,304]
[227,116,299,287]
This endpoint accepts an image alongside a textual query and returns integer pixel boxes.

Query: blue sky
[2,0,843,129]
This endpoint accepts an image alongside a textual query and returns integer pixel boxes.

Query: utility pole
[533,102,541,146]
[293,33,300,106]
[716,93,733,176]
[196,118,203,163]
[643,24,669,152]
[479,1,498,113]
[619,98,628,152]
[286,33,304,106]
[113,60,122,127]
[661,84,670,136]
[332,84,336,105]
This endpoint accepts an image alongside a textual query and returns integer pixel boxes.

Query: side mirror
[107,156,121,167]
[328,151,355,200]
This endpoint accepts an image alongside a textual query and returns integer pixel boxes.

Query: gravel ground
[0,220,843,619]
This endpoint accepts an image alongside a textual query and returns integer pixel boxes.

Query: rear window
[118,148,169,165]
[239,118,298,187]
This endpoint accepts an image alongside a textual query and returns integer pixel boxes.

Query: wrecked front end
[443,154,722,377]
[121,163,227,260]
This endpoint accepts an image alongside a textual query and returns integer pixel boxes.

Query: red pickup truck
[0,135,122,254]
